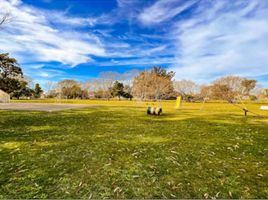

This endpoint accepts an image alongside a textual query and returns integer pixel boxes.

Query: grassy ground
[0,100,267,198]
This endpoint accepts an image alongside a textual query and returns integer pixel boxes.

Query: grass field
[0,100,267,198]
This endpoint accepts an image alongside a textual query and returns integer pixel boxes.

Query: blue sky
[0,0,268,89]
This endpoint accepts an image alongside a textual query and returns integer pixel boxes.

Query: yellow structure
[175,96,182,109]
[0,90,10,103]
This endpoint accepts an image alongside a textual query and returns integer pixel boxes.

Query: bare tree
[121,70,140,86]
[210,83,236,102]
[98,71,119,100]
[44,81,58,98]
[57,79,82,99]
[82,79,103,98]
[45,81,57,92]
[151,73,172,100]
[132,70,149,100]
[212,76,257,99]
[132,67,174,101]
[213,76,244,96]
[83,80,96,92]
[173,80,199,97]
[251,84,263,98]
[199,85,212,99]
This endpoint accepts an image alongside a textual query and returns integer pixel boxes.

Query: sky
[0,0,268,89]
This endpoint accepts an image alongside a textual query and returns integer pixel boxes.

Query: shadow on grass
[0,106,267,198]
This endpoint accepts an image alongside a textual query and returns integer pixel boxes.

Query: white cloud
[0,0,105,66]
[98,57,175,67]
[106,43,170,59]
[24,67,65,78]
[46,12,98,27]
[169,0,268,82]
[1,0,268,85]
[139,0,196,25]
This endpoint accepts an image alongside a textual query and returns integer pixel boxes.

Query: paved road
[0,103,95,112]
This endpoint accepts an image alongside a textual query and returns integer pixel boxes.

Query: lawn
[0,100,267,198]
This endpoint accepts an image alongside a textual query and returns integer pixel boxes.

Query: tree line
[46,68,267,102]
[1,53,268,101]
[0,53,43,99]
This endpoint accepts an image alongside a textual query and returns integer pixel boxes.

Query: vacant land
[0,100,267,199]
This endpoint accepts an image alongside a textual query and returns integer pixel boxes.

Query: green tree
[152,66,175,79]
[0,78,21,94]
[123,85,133,100]
[12,87,34,99]
[34,83,43,98]
[0,53,25,96]
[111,81,124,100]
[0,53,41,99]
[0,53,23,79]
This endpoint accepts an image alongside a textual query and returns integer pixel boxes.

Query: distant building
[0,90,10,103]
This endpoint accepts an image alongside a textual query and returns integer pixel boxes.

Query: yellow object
[176,96,182,109]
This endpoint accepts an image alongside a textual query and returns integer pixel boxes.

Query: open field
[0,100,267,198]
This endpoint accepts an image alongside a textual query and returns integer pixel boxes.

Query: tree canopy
[57,79,84,99]
[0,53,23,79]
[0,53,25,96]
[111,81,124,100]
[0,53,43,98]
[132,67,175,100]
[34,83,43,98]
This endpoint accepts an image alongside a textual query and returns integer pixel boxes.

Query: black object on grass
[147,107,162,115]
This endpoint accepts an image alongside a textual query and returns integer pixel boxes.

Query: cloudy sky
[0,0,268,87]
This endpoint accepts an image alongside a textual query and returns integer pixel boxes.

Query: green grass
[0,100,267,198]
